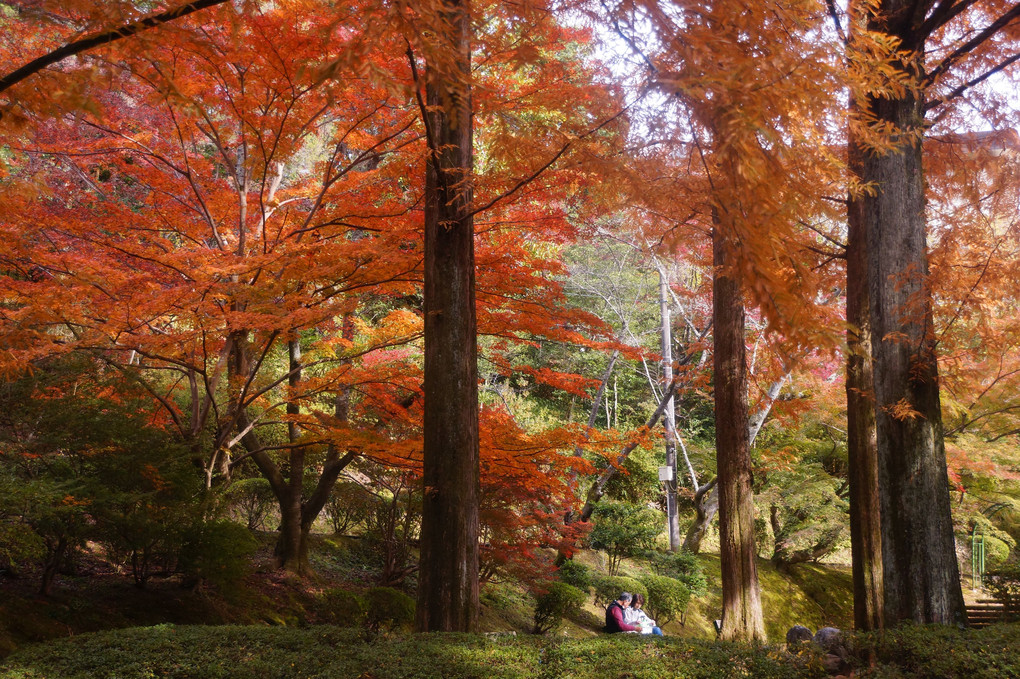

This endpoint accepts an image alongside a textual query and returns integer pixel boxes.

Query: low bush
[223,478,276,531]
[987,562,1020,620]
[177,519,258,594]
[645,549,708,596]
[591,574,647,608]
[314,588,366,627]
[556,560,592,593]
[0,625,829,679]
[364,587,416,633]
[532,582,586,634]
[639,573,690,625]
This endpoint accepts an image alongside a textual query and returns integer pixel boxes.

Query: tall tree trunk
[857,1,965,627]
[273,337,310,574]
[847,93,884,631]
[415,0,480,633]
[228,333,318,576]
[659,269,681,551]
[713,223,766,642]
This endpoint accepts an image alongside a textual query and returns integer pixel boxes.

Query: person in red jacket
[605,592,639,633]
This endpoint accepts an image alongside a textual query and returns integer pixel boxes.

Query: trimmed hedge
[365,587,416,633]
[847,623,1020,678]
[533,582,586,634]
[591,574,647,608]
[555,560,593,593]
[3,622,1018,679]
[639,574,690,625]
[0,626,825,679]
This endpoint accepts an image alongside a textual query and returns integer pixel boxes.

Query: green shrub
[178,519,258,593]
[970,515,1016,567]
[639,573,690,625]
[591,574,647,608]
[984,535,1012,566]
[224,477,276,531]
[587,502,661,575]
[314,588,366,627]
[1,625,829,679]
[533,582,586,634]
[364,587,416,632]
[986,562,1020,620]
[645,549,708,596]
[324,480,376,535]
[556,560,593,592]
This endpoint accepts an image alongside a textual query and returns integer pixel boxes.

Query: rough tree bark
[415,0,480,633]
[855,0,966,627]
[713,222,766,642]
[846,92,884,631]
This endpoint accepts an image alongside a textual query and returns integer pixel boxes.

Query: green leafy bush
[324,480,377,535]
[0,357,207,593]
[639,573,690,625]
[0,625,829,679]
[591,574,647,608]
[533,582,586,634]
[364,587,416,632]
[645,549,708,596]
[970,515,1016,567]
[986,562,1020,620]
[587,502,661,575]
[984,535,1012,566]
[224,477,277,531]
[314,588,367,627]
[556,559,593,592]
[178,519,258,593]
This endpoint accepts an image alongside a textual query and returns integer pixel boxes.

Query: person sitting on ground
[605,592,640,633]
[623,593,663,636]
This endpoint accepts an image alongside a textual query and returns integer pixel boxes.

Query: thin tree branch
[919,0,981,40]
[924,52,1020,113]
[469,105,632,217]
[923,4,1020,89]
[824,0,847,45]
[0,0,230,95]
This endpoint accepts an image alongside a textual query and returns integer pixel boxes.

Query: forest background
[1,0,1020,656]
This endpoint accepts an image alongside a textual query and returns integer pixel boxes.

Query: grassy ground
[3,623,1020,679]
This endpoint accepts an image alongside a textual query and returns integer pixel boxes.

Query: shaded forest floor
[3,537,1020,678]
[0,534,855,658]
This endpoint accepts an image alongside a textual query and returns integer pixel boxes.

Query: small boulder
[786,625,813,649]
[813,627,849,675]
[812,626,844,656]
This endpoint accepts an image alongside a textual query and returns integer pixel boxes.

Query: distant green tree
[587,502,661,575]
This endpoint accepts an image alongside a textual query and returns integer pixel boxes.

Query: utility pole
[659,267,680,551]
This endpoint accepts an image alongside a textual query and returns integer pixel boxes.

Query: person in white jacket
[623,593,663,636]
